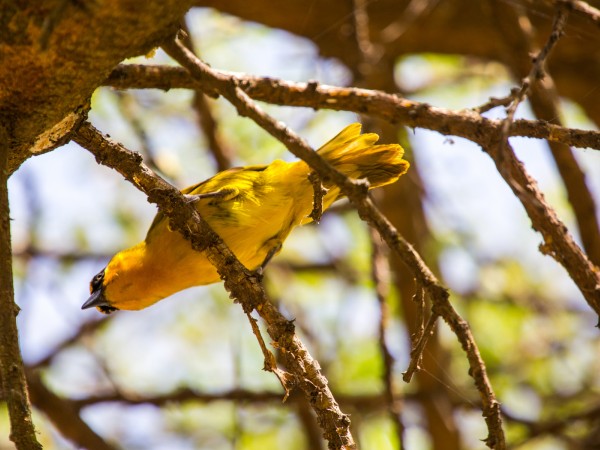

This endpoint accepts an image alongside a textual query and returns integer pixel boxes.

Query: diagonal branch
[501,3,569,136]
[162,33,506,449]
[541,0,600,28]
[492,3,600,321]
[496,1,600,267]
[403,313,438,383]
[482,135,600,321]
[72,122,355,450]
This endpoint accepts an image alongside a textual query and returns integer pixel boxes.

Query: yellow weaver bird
[83,123,409,313]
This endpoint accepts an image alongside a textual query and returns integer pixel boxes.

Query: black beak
[82,288,109,310]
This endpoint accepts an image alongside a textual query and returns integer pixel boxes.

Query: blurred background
[4,2,600,449]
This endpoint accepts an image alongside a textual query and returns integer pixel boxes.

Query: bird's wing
[145,165,269,241]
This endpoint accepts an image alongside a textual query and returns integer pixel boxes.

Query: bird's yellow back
[86,123,409,312]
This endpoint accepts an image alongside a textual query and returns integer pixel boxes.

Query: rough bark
[0,126,41,449]
[0,0,193,175]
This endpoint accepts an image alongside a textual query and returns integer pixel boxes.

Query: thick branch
[495,2,600,267]
[104,64,600,150]
[491,4,600,319]
[1,0,195,175]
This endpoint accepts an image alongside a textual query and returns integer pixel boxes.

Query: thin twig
[472,88,520,114]
[245,312,292,401]
[402,280,428,376]
[501,4,570,139]
[403,313,438,383]
[412,280,426,348]
[179,22,234,171]
[115,92,166,177]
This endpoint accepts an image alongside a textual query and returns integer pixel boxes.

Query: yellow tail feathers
[316,123,409,188]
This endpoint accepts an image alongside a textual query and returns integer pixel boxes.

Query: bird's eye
[90,269,105,293]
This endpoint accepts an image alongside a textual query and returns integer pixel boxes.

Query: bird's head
[82,268,118,314]
[82,243,163,313]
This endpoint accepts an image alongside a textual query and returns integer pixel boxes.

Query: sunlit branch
[493,1,600,267]
[490,4,600,320]
[104,64,600,151]
[73,121,355,450]
[161,32,506,449]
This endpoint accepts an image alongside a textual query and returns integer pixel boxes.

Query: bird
[83,123,409,314]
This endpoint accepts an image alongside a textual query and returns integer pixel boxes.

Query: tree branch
[161,33,505,449]
[490,4,600,321]
[67,385,457,414]
[0,126,42,448]
[1,0,195,175]
[544,0,600,27]
[501,3,569,135]
[496,2,600,267]
[179,19,234,171]
[403,313,438,383]
[104,63,600,150]
[72,122,356,450]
